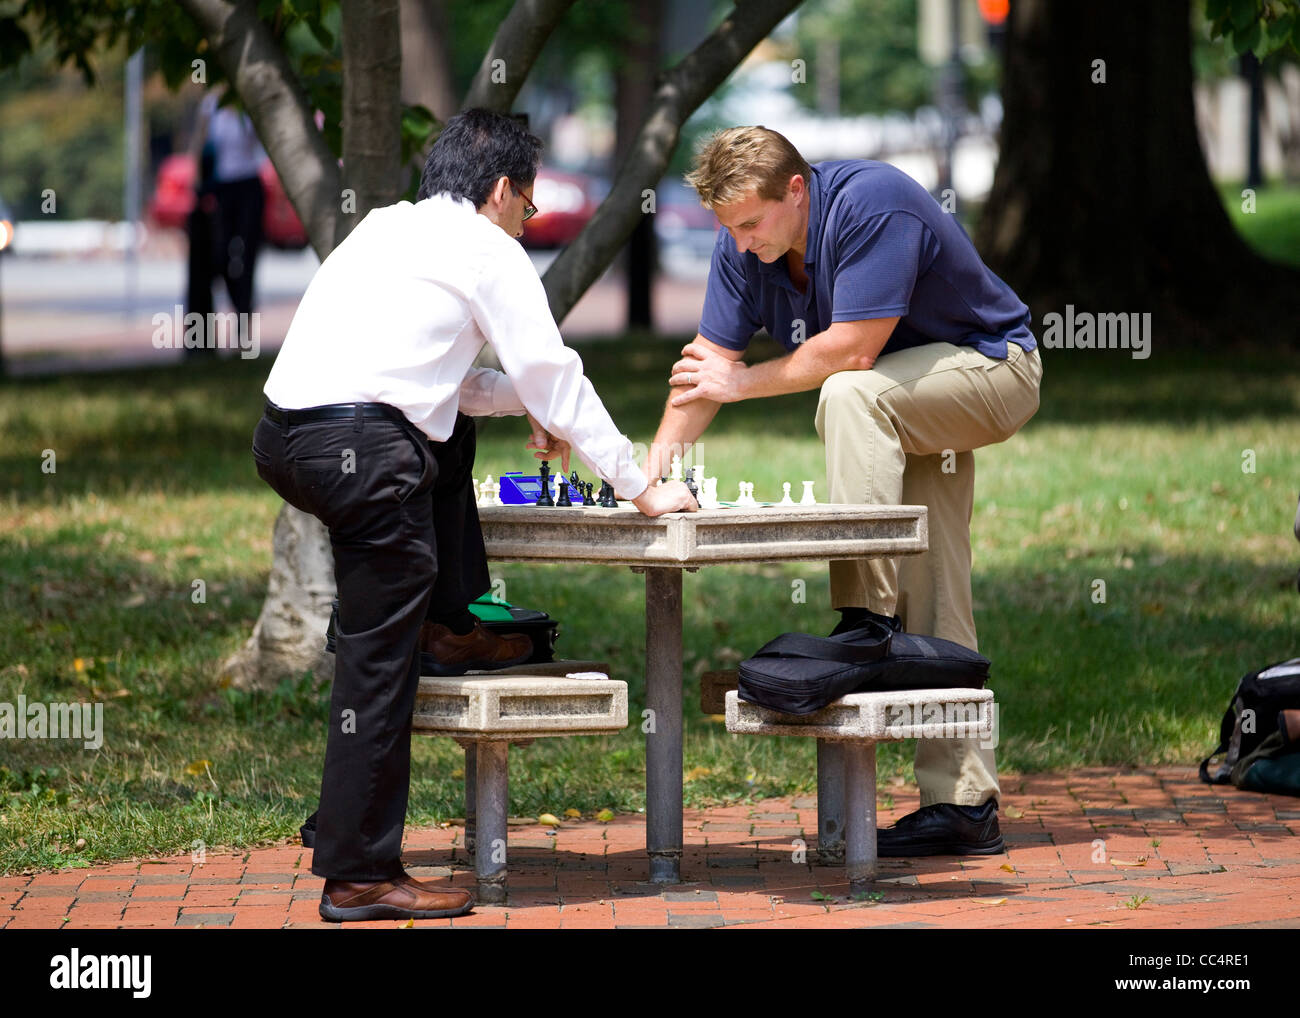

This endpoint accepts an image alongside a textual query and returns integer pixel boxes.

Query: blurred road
[0,234,711,376]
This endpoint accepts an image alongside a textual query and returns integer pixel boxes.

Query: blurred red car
[148,153,309,250]
[520,169,601,249]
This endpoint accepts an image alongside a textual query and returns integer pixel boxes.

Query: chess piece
[700,476,719,509]
[670,455,683,482]
[800,480,816,505]
[490,481,502,506]
[684,467,699,504]
[480,475,494,507]
[556,476,572,507]
[599,480,618,508]
[570,470,581,497]
[583,481,596,506]
[779,482,795,506]
[536,460,554,507]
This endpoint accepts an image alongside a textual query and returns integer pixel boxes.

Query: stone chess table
[479,502,928,884]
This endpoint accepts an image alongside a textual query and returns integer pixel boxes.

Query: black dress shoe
[876,799,1004,857]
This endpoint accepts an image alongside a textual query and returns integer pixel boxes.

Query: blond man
[646,126,1042,856]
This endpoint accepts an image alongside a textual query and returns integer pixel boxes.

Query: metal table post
[644,566,683,884]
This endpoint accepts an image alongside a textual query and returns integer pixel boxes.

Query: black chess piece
[556,476,572,507]
[570,470,581,494]
[583,482,596,506]
[599,480,617,508]
[684,467,699,506]
[535,460,554,507]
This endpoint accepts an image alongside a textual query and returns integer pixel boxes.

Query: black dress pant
[252,406,490,880]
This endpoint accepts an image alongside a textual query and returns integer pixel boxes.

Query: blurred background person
[185,87,265,358]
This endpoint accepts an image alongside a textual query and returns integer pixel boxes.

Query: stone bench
[410,661,626,903]
[725,687,996,892]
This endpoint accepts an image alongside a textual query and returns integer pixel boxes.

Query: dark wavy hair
[416,108,542,207]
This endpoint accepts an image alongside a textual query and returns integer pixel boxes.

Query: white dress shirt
[264,193,647,499]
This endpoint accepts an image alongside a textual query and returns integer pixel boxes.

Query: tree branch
[177,0,342,259]
[462,0,579,112]
[541,0,804,322]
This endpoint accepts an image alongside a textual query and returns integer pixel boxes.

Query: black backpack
[1200,658,1300,796]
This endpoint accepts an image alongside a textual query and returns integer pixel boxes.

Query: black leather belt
[264,401,407,427]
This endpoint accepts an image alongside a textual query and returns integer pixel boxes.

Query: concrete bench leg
[463,741,477,855]
[816,739,845,864]
[843,740,877,893]
[474,740,509,904]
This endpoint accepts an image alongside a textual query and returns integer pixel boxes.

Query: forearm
[738,333,877,400]
[645,391,720,480]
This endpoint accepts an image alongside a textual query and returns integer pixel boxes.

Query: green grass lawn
[1219,180,1300,268]
[2,341,1298,873]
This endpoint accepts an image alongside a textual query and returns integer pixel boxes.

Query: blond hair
[684,126,812,208]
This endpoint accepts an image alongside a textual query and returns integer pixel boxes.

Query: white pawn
[670,454,683,482]
[779,482,795,506]
[701,477,719,509]
[800,480,817,505]
[480,475,495,506]
[491,481,503,506]
[693,462,704,486]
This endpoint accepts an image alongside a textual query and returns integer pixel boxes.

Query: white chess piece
[779,482,795,506]
[693,462,704,486]
[483,474,496,507]
[701,477,719,509]
[800,480,816,505]
[491,481,503,506]
[670,455,683,482]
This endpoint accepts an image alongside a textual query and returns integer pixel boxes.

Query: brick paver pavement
[4,767,1299,930]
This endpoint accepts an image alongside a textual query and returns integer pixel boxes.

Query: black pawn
[556,476,572,507]
[583,482,596,506]
[535,460,554,507]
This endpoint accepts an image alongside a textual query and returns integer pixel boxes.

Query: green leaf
[1230,0,1259,32]
[1234,18,1262,53]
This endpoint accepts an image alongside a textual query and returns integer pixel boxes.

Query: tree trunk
[221,0,403,690]
[975,0,1300,345]
[616,0,663,330]
[400,0,458,121]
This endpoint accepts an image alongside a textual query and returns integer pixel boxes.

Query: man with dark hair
[254,108,695,922]
[646,126,1042,857]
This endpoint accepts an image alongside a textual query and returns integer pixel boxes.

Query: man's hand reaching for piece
[525,413,570,474]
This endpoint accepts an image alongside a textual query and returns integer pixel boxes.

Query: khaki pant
[814,342,1042,807]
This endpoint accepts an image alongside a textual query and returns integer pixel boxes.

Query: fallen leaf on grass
[184,759,212,776]
[684,766,712,782]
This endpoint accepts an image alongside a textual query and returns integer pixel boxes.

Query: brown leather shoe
[319,876,474,922]
[419,620,532,676]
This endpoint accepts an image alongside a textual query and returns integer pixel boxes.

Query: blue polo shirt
[698,160,1035,360]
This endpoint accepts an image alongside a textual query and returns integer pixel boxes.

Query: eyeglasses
[509,179,538,221]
